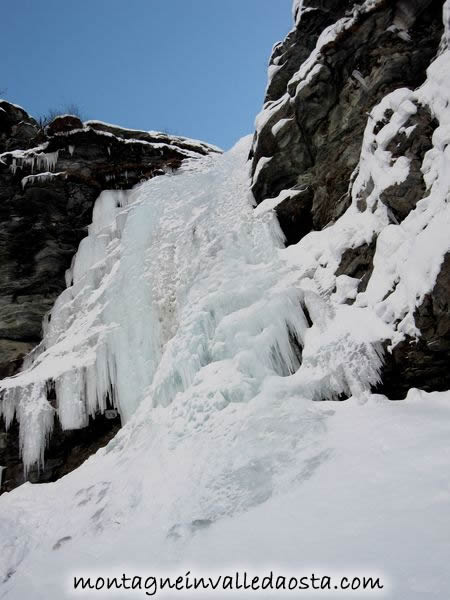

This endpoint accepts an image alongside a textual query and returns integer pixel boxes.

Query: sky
[1,0,292,149]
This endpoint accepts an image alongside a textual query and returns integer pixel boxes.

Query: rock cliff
[250,0,449,398]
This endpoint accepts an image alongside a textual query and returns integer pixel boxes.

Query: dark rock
[379,253,450,398]
[0,100,41,152]
[275,186,314,246]
[335,238,377,294]
[251,0,443,233]
[46,114,83,136]
[380,105,438,222]
[0,339,36,379]
[267,1,355,104]
[85,120,217,156]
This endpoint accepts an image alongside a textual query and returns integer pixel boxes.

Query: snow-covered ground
[1,1,450,597]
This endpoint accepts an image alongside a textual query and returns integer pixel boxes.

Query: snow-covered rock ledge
[250,0,449,398]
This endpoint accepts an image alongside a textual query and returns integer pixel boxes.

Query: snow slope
[1,385,450,599]
[1,2,450,597]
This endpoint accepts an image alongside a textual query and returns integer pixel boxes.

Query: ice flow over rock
[0,132,390,474]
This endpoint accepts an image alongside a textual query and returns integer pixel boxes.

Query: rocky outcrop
[379,105,438,221]
[0,100,219,492]
[251,0,443,230]
[251,0,448,397]
[380,252,450,398]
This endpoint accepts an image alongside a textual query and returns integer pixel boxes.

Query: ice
[8,149,59,175]
[1,383,54,475]
[0,138,311,469]
[21,171,65,189]
[0,4,449,597]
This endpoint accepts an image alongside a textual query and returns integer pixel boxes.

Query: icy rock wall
[0,143,302,471]
[251,0,449,396]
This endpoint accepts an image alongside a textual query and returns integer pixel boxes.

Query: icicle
[39,150,59,172]
[55,371,87,430]
[0,387,18,431]
[16,383,54,475]
[21,172,65,189]
[7,150,59,176]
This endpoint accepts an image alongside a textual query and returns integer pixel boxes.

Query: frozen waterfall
[0,135,391,473]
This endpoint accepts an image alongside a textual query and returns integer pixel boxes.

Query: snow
[1,383,450,599]
[0,99,27,112]
[84,120,223,154]
[0,3,449,597]
[252,156,272,182]
[352,69,369,91]
[253,188,298,215]
[271,117,293,137]
[254,94,290,135]
[291,1,317,27]
[21,171,66,189]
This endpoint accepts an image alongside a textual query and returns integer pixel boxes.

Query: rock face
[250,0,448,397]
[251,0,443,226]
[0,100,219,492]
[381,252,450,398]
